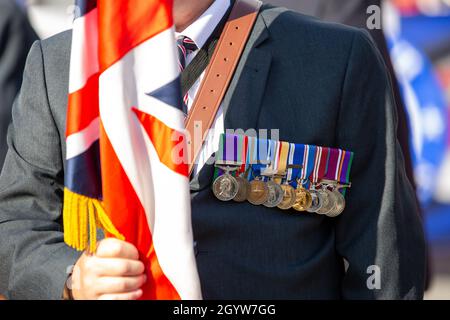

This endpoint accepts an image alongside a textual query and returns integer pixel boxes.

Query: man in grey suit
[0,0,426,299]
[0,0,38,169]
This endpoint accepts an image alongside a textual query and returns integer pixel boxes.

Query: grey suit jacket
[0,5,426,299]
[0,0,38,169]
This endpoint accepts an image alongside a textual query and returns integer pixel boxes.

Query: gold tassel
[63,188,124,253]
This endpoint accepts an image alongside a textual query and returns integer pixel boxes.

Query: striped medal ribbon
[292,144,316,212]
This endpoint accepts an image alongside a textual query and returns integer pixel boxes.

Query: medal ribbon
[286,143,296,185]
[214,133,243,178]
[239,135,249,175]
[338,150,354,184]
[249,137,270,181]
[274,141,290,184]
[261,139,276,182]
[300,145,317,189]
[311,146,330,184]
[222,133,238,164]
[324,147,354,184]
[324,148,340,181]
[289,144,305,189]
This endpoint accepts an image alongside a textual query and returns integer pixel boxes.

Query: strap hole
[229,42,233,46]
[202,106,207,110]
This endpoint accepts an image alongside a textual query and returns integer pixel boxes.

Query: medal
[211,132,355,217]
[327,189,346,217]
[315,188,335,215]
[264,180,284,208]
[306,147,329,213]
[292,184,313,212]
[319,148,354,217]
[212,173,239,201]
[277,183,297,210]
[273,142,297,210]
[261,141,284,208]
[290,144,317,212]
[213,134,243,201]
[247,138,273,206]
[247,177,269,205]
[233,175,250,203]
[307,188,323,213]
[319,181,347,217]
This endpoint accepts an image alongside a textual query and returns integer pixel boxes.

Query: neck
[173,0,215,32]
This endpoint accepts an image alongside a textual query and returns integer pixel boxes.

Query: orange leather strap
[185,0,262,175]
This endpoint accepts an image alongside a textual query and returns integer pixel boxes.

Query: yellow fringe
[63,188,124,253]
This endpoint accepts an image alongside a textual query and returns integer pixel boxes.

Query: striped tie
[177,36,198,112]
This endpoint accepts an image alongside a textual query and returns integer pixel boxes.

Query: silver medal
[213,173,239,202]
[307,189,323,213]
[315,189,335,215]
[263,180,284,208]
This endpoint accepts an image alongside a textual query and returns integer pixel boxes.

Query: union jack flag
[64,0,202,300]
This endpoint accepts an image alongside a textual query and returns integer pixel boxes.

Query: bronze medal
[277,184,297,210]
[315,189,335,215]
[212,173,239,202]
[292,186,313,212]
[247,179,269,206]
[263,180,284,208]
[233,176,250,203]
[326,190,346,218]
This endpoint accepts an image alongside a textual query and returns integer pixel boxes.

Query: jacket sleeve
[335,30,426,299]
[0,41,81,300]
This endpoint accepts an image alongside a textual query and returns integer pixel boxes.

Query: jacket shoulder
[260,4,365,49]
[40,29,73,61]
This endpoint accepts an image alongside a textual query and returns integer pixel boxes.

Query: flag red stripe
[66,74,100,137]
[133,108,189,177]
[100,122,180,300]
[98,0,173,72]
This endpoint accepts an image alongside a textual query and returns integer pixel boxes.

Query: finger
[94,258,145,277]
[95,275,147,294]
[98,289,143,301]
[96,238,140,260]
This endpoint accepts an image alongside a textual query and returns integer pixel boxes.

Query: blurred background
[1,0,449,299]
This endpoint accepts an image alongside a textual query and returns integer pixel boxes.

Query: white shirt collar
[176,0,231,50]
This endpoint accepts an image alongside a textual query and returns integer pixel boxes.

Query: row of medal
[212,134,354,218]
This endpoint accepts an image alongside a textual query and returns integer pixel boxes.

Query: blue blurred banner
[401,15,450,57]
[386,12,449,206]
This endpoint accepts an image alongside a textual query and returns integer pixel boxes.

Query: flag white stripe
[66,117,100,160]
[69,8,99,94]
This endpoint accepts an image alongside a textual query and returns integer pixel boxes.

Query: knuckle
[109,242,124,257]
[118,261,131,275]
[119,280,130,292]
[137,262,145,274]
